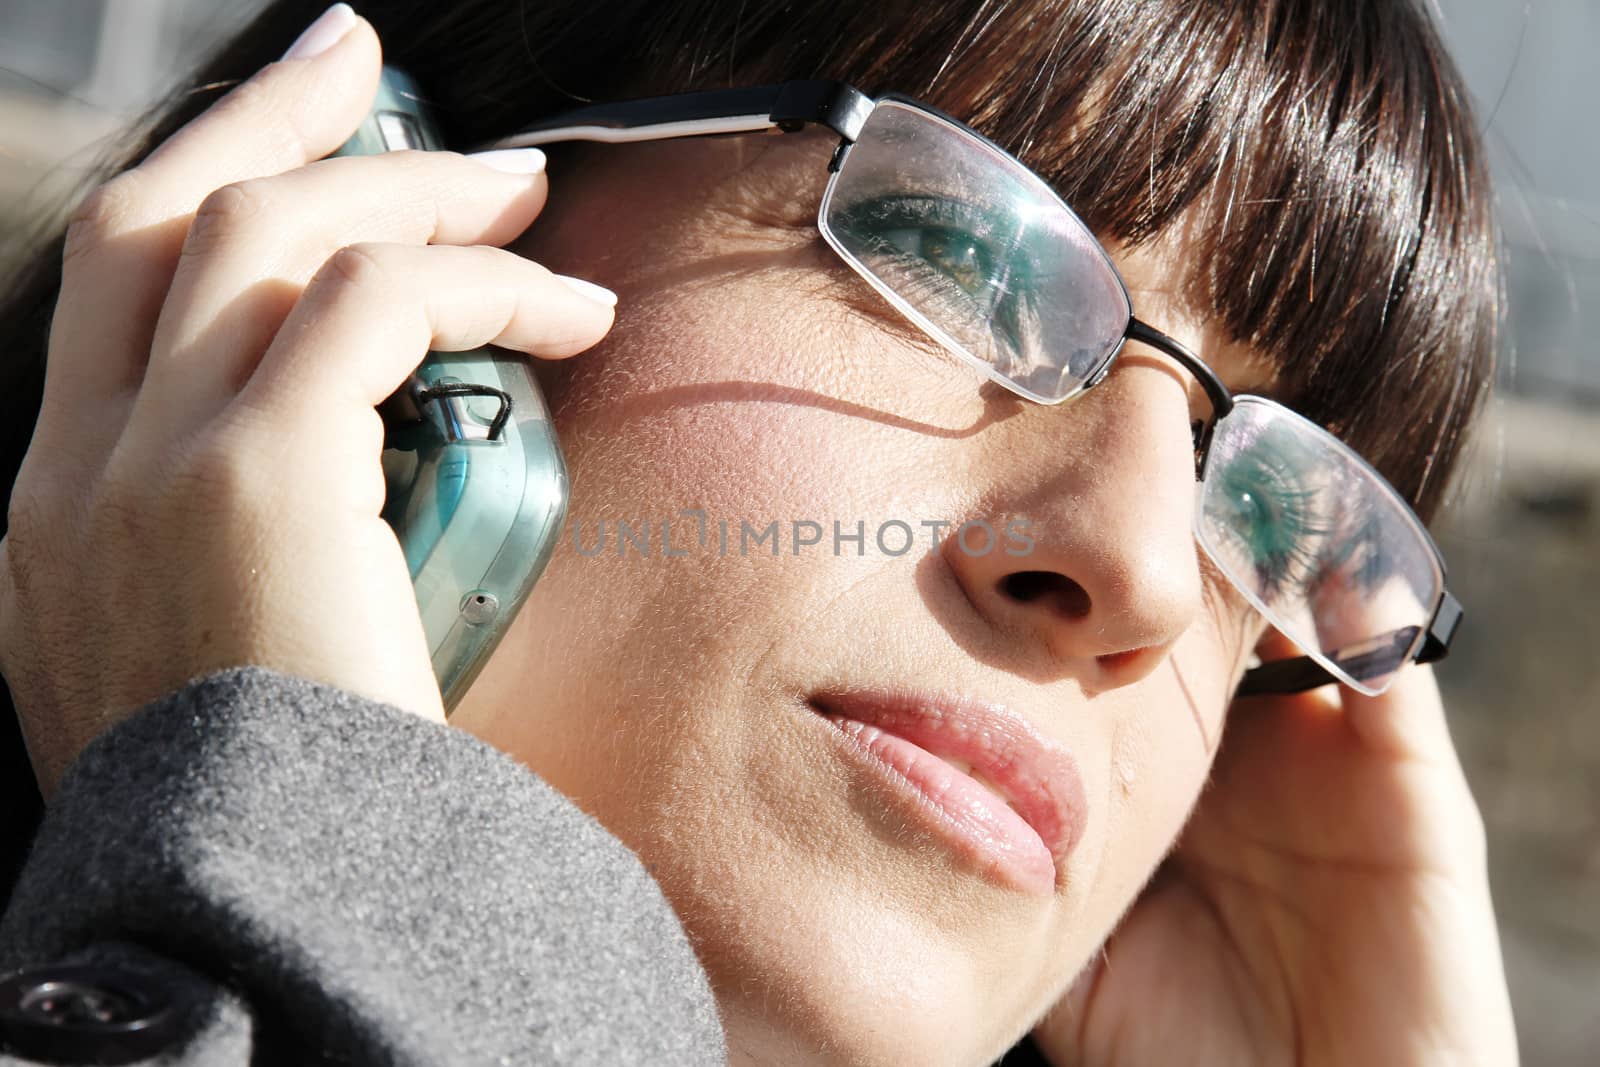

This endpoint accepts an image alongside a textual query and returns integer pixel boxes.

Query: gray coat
[0,667,727,1065]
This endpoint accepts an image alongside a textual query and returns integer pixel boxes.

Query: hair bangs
[0,0,1499,522]
[680,0,1498,519]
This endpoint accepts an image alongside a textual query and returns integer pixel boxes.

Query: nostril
[998,571,1092,620]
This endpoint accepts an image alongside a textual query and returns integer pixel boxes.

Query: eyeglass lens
[1195,397,1443,694]
[820,98,1444,694]
[819,99,1129,405]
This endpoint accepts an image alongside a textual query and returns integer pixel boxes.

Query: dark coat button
[0,964,186,1065]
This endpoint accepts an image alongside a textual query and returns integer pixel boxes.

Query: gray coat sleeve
[0,667,726,1066]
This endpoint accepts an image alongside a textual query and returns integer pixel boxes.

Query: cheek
[480,274,986,777]
[539,266,990,523]
[1060,627,1239,963]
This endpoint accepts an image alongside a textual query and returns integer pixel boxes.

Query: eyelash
[828,193,1037,353]
[1211,449,1401,610]
[1211,453,1333,597]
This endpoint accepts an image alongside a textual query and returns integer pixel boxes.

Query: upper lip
[808,688,1087,864]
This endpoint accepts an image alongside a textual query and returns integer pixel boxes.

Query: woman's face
[450,127,1270,1065]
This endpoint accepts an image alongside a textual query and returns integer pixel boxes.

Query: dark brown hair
[0,0,1496,892]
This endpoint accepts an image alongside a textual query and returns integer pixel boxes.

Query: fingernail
[465,148,548,175]
[281,3,358,61]
[554,275,618,308]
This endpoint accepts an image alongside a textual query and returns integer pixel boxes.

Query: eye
[876,225,997,299]
[826,193,1037,359]
[1212,452,1329,595]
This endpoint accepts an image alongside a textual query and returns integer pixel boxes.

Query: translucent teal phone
[333,68,568,712]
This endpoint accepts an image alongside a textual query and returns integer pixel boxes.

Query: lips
[809,689,1087,894]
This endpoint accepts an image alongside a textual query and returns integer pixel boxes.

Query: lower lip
[819,712,1059,895]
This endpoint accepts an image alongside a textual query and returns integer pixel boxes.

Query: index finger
[42,7,382,428]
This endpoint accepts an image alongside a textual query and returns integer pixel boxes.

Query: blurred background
[0,1,1595,1061]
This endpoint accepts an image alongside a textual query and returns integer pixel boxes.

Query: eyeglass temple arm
[1236,588,1464,696]
[478,80,874,150]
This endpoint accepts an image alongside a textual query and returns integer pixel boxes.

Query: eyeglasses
[483,81,1462,697]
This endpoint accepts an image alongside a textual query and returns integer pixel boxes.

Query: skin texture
[448,130,1277,1062]
[0,15,1516,1067]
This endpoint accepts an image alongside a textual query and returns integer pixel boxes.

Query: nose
[941,362,1204,689]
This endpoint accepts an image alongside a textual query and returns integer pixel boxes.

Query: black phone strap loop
[413,381,513,441]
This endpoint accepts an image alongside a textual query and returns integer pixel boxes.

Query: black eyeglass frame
[479,79,1463,696]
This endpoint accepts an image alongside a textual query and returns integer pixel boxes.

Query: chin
[700,898,1032,1067]
[625,793,1074,1067]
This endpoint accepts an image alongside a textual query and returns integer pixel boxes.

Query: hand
[1031,646,1519,1065]
[0,11,616,796]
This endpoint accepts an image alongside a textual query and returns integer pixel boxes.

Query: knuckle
[7,457,74,543]
[360,148,445,192]
[461,255,529,337]
[348,404,386,457]
[1432,771,1490,869]
[481,244,527,271]
[392,151,446,235]
[4,482,52,564]
[174,432,258,504]
[62,172,144,268]
[151,436,273,542]
[319,242,393,293]
[1,472,82,628]
[185,180,272,257]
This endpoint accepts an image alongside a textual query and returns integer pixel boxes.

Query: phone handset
[332,67,569,712]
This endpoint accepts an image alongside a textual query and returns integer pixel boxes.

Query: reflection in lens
[831,193,1045,373]
[820,100,1131,404]
[1204,418,1331,596]
[1195,397,1443,695]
